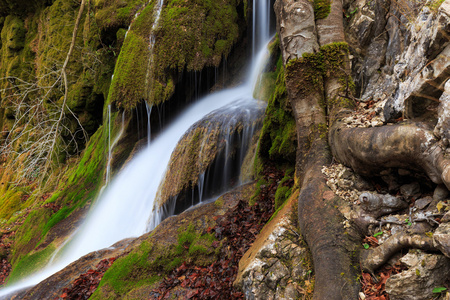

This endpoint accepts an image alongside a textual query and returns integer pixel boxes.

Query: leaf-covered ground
[54,166,286,299]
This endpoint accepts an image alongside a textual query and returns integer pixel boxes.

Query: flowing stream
[0,0,272,297]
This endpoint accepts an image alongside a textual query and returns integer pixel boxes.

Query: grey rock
[283,283,299,300]
[435,82,450,144]
[433,184,449,201]
[414,196,433,210]
[264,261,289,290]
[400,182,421,197]
[398,169,412,176]
[386,254,450,300]
[434,223,450,258]
[442,211,450,223]
[354,174,374,191]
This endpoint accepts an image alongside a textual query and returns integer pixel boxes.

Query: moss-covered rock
[109,0,246,110]
[155,98,266,213]
[89,184,253,299]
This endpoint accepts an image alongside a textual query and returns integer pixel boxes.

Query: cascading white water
[106,110,125,184]
[0,0,272,297]
[145,102,152,146]
[145,0,165,98]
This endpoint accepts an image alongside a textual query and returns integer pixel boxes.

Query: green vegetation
[109,0,244,110]
[11,209,52,266]
[428,0,445,11]
[7,245,55,284]
[91,223,219,298]
[274,168,294,210]
[259,56,297,165]
[314,0,331,20]
[286,42,354,111]
[9,120,109,272]
[94,0,145,30]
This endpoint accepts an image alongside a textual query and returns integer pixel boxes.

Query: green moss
[91,241,161,298]
[314,0,331,20]
[92,222,219,298]
[107,31,150,109]
[11,208,52,266]
[286,42,354,112]
[274,186,291,210]
[259,57,297,165]
[249,178,268,206]
[94,0,145,30]
[109,0,243,109]
[428,0,445,11]
[9,120,110,272]
[0,189,25,220]
[7,245,55,284]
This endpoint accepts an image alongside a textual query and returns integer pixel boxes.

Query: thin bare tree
[0,0,88,184]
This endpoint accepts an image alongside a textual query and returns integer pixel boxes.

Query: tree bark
[329,121,450,190]
[275,0,362,299]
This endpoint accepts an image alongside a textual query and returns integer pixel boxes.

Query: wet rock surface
[155,99,266,215]
[7,183,258,299]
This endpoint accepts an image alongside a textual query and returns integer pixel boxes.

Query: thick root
[360,232,435,277]
[329,121,450,190]
[359,192,408,218]
[298,139,361,300]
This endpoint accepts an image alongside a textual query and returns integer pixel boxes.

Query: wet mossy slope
[109,0,248,110]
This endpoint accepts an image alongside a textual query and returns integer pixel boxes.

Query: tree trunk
[275,0,362,299]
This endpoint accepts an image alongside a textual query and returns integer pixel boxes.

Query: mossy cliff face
[0,0,49,17]
[109,0,247,110]
[0,0,148,282]
[258,56,297,166]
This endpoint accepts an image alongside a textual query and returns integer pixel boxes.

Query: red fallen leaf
[60,292,68,298]
[186,289,199,299]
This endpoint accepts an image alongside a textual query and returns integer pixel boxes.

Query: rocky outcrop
[154,99,266,216]
[7,183,255,299]
[385,253,450,300]
[234,192,312,300]
[347,0,450,122]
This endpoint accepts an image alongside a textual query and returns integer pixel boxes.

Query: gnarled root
[360,232,435,279]
[352,192,408,233]
[329,121,450,190]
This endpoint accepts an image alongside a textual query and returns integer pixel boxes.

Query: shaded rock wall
[346,0,450,123]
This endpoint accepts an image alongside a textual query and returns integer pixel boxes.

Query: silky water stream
[0,0,273,297]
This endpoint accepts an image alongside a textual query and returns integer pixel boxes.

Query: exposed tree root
[329,121,450,190]
[298,139,361,300]
[352,192,409,233]
[360,232,436,280]
[359,192,408,219]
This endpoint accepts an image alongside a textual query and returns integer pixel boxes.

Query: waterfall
[0,0,273,297]
[145,0,165,100]
[145,102,152,146]
[106,110,125,184]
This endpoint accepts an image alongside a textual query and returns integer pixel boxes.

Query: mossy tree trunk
[275,0,361,299]
[275,0,450,298]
